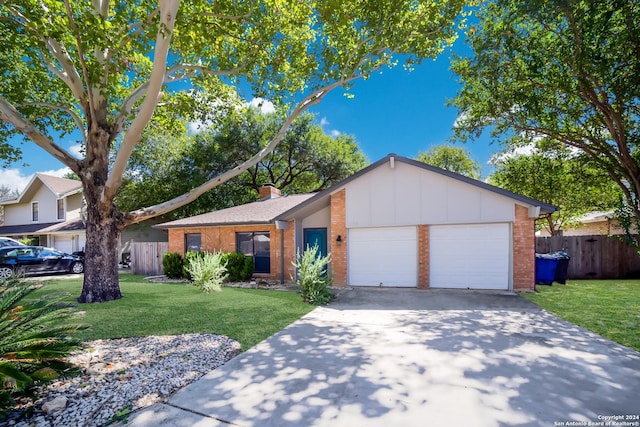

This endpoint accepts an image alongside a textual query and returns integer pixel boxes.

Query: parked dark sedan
[0,246,84,279]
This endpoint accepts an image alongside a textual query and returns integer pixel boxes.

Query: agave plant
[0,276,84,411]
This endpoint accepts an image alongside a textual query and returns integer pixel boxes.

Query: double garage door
[348,224,510,290]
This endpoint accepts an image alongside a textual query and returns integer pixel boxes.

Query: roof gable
[2,174,82,205]
[278,154,558,220]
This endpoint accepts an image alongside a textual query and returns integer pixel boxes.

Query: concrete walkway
[125,288,640,427]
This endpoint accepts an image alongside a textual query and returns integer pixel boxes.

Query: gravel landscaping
[7,334,241,427]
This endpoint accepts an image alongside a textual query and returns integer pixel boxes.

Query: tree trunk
[77,197,124,303]
[77,128,125,303]
[77,207,123,303]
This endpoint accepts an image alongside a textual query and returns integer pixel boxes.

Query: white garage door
[430,224,510,290]
[348,226,417,287]
[54,235,73,254]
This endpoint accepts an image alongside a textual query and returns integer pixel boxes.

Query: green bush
[0,276,84,413]
[182,251,205,280]
[186,251,228,293]
[162,252,184,279]
[222,252,254,282]
[293,244,334,305]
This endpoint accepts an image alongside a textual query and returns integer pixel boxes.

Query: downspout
[275,220,290,284]
[280,232,285,284]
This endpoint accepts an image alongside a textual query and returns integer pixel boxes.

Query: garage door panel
[54,236,73,254]
[348,227,417,287]
[430,224,510,290]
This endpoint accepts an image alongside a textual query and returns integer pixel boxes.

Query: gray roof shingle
[37,174,82,196]
[157,194,314,228]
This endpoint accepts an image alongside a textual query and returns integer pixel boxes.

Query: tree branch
[63,0,99,128]
[112,63,242,135]
[0,98,81,173]
[125,74,362,225]
[17,102,87,144]
[104,0,181,203]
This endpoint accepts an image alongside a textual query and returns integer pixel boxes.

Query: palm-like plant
[0,276,84,412]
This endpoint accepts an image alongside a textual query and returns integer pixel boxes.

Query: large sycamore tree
[0,0,470,302]
[452,0,640,234]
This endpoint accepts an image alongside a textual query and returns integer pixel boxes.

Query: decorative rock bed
[8,334,241,427]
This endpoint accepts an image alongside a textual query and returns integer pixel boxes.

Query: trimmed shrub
[222,252,254,282]
[186,251,228,293]
[162,252,184,279]
[0,276,84,412]
[293,244,334,305]
[183,251,205,280]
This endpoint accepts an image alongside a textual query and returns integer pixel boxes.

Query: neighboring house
[0,173,167,256]
[537,211,627,237]
[158,154,557,291]
[0,174,85,253]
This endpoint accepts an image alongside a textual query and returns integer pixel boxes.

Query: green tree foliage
[0,0,472,302]
[451,0,640,242]
[416,145,480,179]
[0,185,18,201]
[117,108,367,218]
[0,277,83,412]
[489,146,621,235]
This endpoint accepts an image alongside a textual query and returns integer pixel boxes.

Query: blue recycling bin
[535,254,558,285]
[535,252,571,285]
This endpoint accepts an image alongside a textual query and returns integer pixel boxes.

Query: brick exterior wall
[417,225,429,289]
[513,205,535,291]
[330,189,347,286]
[167,222,294,282]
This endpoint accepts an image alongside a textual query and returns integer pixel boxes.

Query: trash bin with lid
[552,251,571,284]
[535,253,558,285]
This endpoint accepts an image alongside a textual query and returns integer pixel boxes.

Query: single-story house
[536,211,627,237]
[158,154,557,291]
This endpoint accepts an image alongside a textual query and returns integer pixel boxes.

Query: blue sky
[1,45,499,194]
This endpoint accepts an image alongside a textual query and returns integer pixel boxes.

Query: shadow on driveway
[128,288,640,427]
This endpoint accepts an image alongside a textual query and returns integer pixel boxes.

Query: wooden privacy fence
[536,235,640,279]
[130,242,168,276]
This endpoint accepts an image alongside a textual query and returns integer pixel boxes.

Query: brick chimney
[258,183,281,200]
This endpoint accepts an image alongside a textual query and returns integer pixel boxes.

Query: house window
[31,202,39,222]
[236,232,270,274]
[57,199,65,220]
[185,233,201,252]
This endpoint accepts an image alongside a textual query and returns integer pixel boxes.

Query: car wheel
[0,266,14,279]
[70,261,84,274]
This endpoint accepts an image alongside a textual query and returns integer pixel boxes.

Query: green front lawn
[523,280,640,352]
[28,274,314,351]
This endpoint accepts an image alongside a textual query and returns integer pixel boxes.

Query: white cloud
[318,116,342,138]
[247,97,276,114]
[0,169,32,193]
[489,144,537,165]
[0,167,71,194]
[188,119,212,134]
[68,143,84,158]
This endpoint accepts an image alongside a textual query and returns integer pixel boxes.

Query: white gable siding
[345,161,515,228]
[3,203,32,226]
[65,193,83,220]
[5,185,58,224]
[301,205,330,229]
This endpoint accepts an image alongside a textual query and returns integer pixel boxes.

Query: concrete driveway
[127,288,640,427]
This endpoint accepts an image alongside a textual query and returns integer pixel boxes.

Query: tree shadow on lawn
[152,289,640,427]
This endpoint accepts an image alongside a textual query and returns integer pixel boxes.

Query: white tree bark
[103,0,181,203]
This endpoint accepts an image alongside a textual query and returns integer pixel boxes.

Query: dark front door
[303,228,328,259]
